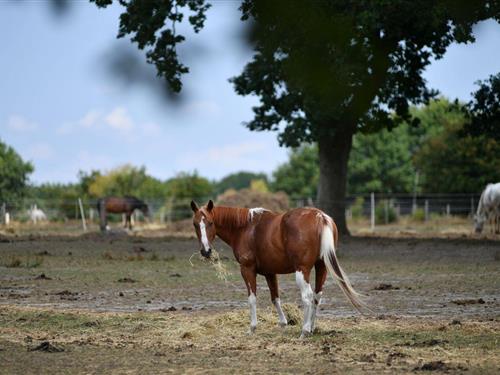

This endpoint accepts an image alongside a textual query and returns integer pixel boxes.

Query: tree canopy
[0,139,33,204]
[464,72,500,140]
[94,0,500,233]
[214,171,268,195]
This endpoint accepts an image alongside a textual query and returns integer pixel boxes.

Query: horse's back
[280,207,329,263]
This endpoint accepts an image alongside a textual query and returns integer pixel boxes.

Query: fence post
[384,199,389,224]
[370,192,375,231]
[446,204,450,217]
[78,198,87,232]
[424,200,429,221]
[0,203,5,225]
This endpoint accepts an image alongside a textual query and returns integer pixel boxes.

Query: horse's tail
[319,214,369,314]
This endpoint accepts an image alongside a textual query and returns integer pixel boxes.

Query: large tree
[94,0,500,234]
[0,139,33,203]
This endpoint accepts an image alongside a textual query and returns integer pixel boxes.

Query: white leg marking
[199,217,210,251]
[273,298,287,326]
[311,291,323,332]
[249,292,257,332]
[296,271,314,336]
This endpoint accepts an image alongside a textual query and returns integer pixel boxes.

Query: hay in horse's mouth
[189,248,231,282]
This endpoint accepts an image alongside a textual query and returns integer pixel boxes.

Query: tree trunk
[317,128,354,236]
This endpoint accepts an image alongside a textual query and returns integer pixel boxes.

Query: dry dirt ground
[0,232,499,374]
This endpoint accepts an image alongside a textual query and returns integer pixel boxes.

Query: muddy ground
[0,233,499,374]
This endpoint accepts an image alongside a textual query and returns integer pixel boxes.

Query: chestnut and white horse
[474,183,500,234]
[191,200,365,337]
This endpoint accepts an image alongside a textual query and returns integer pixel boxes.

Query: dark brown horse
[97,196,149,231]
[191,200,365,338]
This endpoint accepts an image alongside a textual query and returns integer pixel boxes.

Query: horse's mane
[212,206,250,229]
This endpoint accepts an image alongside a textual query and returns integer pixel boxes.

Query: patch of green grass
[1,256,43,268]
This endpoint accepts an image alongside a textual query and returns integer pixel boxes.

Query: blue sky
[1,1,500,184]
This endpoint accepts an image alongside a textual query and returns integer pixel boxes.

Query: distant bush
[411,208,426,222]
[375,200,397,224]
[350,197,365,218]
[216,189,289,212]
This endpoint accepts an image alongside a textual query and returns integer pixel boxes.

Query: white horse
[28,205,47,224]
[474,183,500,234]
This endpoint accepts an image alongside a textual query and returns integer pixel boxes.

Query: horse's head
[190,199,216,259]
[473,214,485,233]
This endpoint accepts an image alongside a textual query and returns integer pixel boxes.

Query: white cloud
[57,109,102,134]
[105,107,134,132]
[179,141,267,168]
[7,115,38,132]
[79,110,101,128]
[26,143,54,160]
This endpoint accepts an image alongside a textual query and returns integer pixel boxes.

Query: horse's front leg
[265,274,287,327]
[240,265,257,333]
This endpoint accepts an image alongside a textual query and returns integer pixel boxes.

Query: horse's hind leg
[240,265,258,333]
[311,260,328,332]
[295,267,314,338]
[265,274,287,327]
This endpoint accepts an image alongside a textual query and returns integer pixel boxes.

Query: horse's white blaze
[199,217,210,251]
[248,292,257,329]
[273,298,287,326]
[249,207,268,221]
[295,271,314,333]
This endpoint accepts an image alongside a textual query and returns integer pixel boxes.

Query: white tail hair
[320,214,368,313]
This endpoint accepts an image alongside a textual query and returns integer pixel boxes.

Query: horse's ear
[207,200,214,212]
[190,200,199,213]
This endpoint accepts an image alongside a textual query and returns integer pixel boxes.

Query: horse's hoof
[279,322,288,328]
[299,330,312,339]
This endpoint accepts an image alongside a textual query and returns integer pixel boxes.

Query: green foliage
[166,171,213,201]
[411,208,426,222]
[91,0,211,93]
[464,72,500,140]
[215,171,268,195]
[414,125,500,193]
[0,139,33,203]
[348,125,416,194]
[29,183,80,219]
[271,145,319,198]
[87,164,167,199]
[350,197,365,219]
[166,171,213,219]
[249,179,269,193]
[375,201,397,224]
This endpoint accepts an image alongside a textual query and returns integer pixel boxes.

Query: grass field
[0,231,499,374]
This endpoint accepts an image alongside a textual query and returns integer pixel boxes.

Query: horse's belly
[255,246,294,275]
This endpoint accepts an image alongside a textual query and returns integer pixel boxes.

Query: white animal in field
[474,183,500,234]
[28,205,47,223]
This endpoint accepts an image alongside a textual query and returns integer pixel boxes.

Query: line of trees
[2,96,498,214]
[273,98,500,197]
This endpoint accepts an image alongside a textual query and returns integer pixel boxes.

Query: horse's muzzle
[200,248,212,259]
